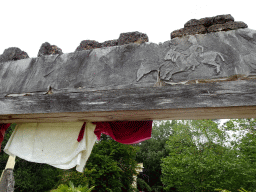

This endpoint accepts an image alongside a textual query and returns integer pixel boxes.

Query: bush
[51,181,94,192]
[215,188,251,192]
[83,137,138,192]
[56,169,90,188]
[137,178,152,192]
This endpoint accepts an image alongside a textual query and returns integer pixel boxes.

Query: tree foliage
[137,177,152,192]
[161,119,256,192]
[83,135,138,192]
[51,181,95,192]
[134,120,173,191]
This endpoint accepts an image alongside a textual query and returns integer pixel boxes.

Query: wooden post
[0,155,16,192]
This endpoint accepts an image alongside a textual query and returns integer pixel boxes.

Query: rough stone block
[0,47,29,63]
[213,14,234,24]
[75,40,102,51]
[101,39,118,47]
[172,14,247,39]
[199,17,215,27]
[207,21,248,33]
[184,14,234,28]
[184,19,200,27]
[37,42,63,57]
[171,25,207,39]
[171,28,184,39]
[118,31,148,45]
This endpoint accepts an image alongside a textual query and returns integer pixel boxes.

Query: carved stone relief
[137,28,256,84]
[1,29,256,95]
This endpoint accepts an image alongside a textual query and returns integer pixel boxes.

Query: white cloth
[4,122,96,172]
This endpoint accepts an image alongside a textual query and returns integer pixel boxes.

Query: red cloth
[77,122,86,142]
[0,124,11,152]
[77,121,152,144]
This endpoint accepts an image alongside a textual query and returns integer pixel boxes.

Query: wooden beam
[1,79,256,123]
[0,106,256,123]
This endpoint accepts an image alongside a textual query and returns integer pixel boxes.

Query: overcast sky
[0,0,254,58]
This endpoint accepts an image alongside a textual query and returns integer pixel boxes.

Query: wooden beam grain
[1,79,256,123]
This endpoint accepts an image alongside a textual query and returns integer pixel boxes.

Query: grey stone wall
[1,28,256,96]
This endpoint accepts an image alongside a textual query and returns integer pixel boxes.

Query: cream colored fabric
[4,155,16,169]
[4,122,96,172]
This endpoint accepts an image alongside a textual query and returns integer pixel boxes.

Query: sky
[0,0,254,58]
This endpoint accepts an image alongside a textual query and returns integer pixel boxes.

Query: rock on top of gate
[171,14,248,39]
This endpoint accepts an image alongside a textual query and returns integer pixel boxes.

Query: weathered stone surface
[118,31,148,45]
[213,14,234,24]
[185,15,234,28]
[199,17,214,27]
[171,25,207,39]
[208,21,248,33]
[184,19,201,27]
[0,47,29,63]
[138,28,256,83]
[173,14,246,39]
[75,40,102,51]
[0,169,15,192]
[37,42,63,57]
[101,39,118,47]
[1,29,256,96]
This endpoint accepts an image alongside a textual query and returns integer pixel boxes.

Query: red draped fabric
[1,121,151,150]
[77,121,152,144]
[0,124,11,152]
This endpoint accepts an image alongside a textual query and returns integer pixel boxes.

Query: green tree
[55,168,90,189]
[227,119,256,190]
[83,135,138,192]
[134,120,174,191]
[137,178,152,192]
[161,119,256,192]
[52,181,95,192]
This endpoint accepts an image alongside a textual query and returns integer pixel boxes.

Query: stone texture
[172,14,247,39]
[184,19,201,27]
[0,169,15,192]
[37,42,63,57]
[75,32,148,51]
[185,14,234,28]
[213,14,234,24]
[118,31,148,45]
[199,17,215,27]
[75,40,102,51]
[0,47,29,63]
[171,25,207,39]
[101,39,118,47]
[1,29,256,95]
[138,28,256,83]
[208,21,248,33]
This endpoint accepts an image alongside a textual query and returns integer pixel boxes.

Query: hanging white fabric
[4,122,96,172]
